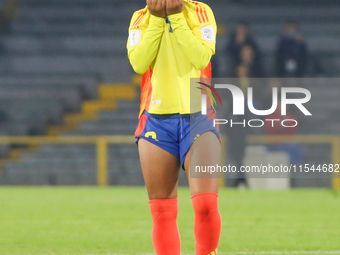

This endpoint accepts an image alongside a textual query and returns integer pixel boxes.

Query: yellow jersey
[127,0,217,116]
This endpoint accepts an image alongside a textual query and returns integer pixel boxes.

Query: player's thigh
[184,131,221,196]
[138,138,181,200]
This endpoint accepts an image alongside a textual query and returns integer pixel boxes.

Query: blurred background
[0,0,339,189]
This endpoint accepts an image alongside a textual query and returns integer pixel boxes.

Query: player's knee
[192,192,219,215]
[149,198,178,219]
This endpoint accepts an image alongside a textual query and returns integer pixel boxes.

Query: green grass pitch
[0,187,339,255]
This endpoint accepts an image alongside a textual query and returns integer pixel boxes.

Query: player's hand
[147,0,166,18]
[166,0,184,16]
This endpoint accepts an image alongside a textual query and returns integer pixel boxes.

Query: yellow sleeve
[168,5,217,70]
[127,10,166,75]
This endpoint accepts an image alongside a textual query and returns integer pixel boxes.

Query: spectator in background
[225,22,262,77]
[239,44,264,77]
[276,21,308,77]
[0,0,18,34]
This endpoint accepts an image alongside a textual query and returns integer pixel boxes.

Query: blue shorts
[135,108,220,169]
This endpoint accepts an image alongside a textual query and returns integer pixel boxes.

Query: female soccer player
[127,0,221,254]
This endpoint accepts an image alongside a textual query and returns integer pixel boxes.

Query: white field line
[134,252,340,255]
[215,252,340,255]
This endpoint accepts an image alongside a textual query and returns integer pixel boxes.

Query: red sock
[149,199,181,255]
[192,193,221,255]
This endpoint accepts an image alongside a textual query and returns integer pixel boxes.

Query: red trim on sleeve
[203,7,209,22]
[132,12,143,28]
[132,11,146,29]
[199,6,206,23]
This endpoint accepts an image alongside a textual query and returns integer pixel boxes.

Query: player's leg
[184,132,221,255]
[138,138,181,255]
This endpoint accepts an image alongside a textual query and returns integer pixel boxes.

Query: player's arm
[166,0,217,70]
[127,0,166,74]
